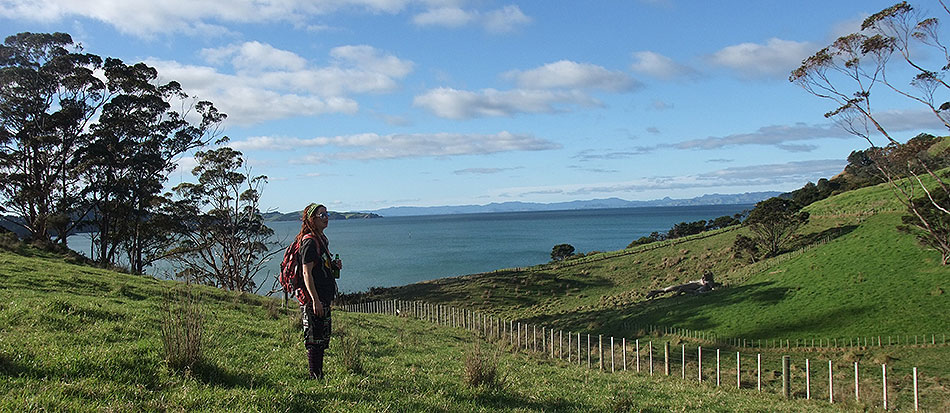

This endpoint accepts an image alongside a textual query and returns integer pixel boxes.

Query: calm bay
[69,204,751,293]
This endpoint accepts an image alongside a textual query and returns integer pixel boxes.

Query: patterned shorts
[301,304,332,351]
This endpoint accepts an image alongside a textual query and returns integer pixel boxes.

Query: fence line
[624,323,948,351]
[343,299,934,411]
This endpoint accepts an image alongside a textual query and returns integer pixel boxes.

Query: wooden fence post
[636,339,640,372]
[658,341,666,376]
[913,366,918,411]
[829,360,834,403]
[682,344,685,379]
[649,341,654,375]
[737,351,741,389]
[716,349,721,387]
[610,337,615,372]
[587,334,591,369]
[882,364,887,410]
[854,361,859,402]
[698,346,702,382]
[622,338,627,371]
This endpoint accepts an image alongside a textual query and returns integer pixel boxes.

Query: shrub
[463,342,499,388]
[550,244,575,261]
[160,285,204,372]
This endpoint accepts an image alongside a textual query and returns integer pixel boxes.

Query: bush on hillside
[161,284,205,372]
[551,244,575,261]
[463,342,500,389]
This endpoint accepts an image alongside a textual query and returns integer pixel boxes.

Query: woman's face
[314,206,329,231]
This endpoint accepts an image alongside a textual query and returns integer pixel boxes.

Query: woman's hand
[313,300,325,317]
[333,258,343,270]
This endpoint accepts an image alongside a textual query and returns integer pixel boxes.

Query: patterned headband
[305,203,324,218]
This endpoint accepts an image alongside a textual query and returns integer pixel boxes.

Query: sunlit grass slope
[0,247,852,411]
[367,178,949,338]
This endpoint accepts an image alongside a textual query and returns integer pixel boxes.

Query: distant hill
[262,210,381,222]
[370,191,780,217]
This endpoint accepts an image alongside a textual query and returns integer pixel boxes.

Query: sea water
[68,205,750,294]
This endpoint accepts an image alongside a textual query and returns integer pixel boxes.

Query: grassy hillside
[362,179,949,337]
[0,247,851,411]
[357,179,950,410]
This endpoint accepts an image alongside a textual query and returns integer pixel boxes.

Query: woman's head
[297,203,329,242]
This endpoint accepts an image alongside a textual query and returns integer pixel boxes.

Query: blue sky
[3,0,948,213]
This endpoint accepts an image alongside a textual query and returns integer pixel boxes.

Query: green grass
[0,247,856,411]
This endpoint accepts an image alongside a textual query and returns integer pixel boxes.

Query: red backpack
[278,234,315,305]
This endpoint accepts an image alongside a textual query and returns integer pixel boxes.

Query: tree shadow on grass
[362,269,614,312]
[793,225,859,251]
[518,280,872,342]
[191,359,256,388]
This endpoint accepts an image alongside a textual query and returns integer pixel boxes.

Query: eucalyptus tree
[0,32,105,245]
[790,1,950,264]
[78,58,226,272]
[167,144,277,293]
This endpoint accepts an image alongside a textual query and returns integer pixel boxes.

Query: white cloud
[148,43,413,125]
[709,38,815,79]
[411,4,530,33]
[503,60,638,92]
[412,7,474,28]
[413,87,600,119]
[0,0,415,36]
[482,5,531,33]
[231,131,561,161]
[630,51,698,80]
[673,123,850,150]
[330,45,414,79]
[201,41,307,72]
[454,166,523,175]
[501,159,846,199]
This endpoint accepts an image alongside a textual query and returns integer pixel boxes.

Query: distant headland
[262,211,382,222]
[367,191,780,217]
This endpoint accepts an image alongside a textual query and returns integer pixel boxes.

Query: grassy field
[0,247,857,411]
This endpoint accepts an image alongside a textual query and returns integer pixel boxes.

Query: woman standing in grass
[297,203,342,379]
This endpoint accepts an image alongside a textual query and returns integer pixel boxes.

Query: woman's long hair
[295,203,324,244]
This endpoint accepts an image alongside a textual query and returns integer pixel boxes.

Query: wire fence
[343,299,944,411]
[626,324,949,350]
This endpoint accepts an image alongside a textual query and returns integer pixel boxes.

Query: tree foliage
[0,31,225,273]
[743,197,809,258]
[0,32,105,245]
[78,57,225,272]
[551,243,575,261]
[899,189,950,264]
[167,145,277,293]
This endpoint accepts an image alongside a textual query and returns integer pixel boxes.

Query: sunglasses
[306,204,329,219]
